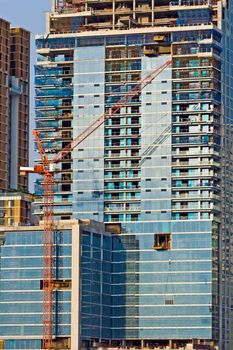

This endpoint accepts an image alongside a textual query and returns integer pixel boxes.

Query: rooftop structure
[48,0,220,34]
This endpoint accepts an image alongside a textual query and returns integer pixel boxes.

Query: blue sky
[1,0,51,190]
[1,0,51,34]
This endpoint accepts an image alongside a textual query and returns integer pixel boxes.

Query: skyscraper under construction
[0,19,30,192]
[0,18,31,226]
[33,0,233,348]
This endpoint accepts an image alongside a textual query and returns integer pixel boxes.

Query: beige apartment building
[0,18,32,227]
[0,18,30,192]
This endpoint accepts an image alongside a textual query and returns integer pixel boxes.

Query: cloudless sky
[1,0,51,35]
[1,0,51,191]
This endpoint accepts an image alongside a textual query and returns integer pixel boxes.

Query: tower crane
[21,59,171,349]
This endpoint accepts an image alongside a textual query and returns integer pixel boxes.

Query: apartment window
[131,214,139,222]
[61,216,71,221]
[153,233,171,250]
[62,163,71,170]
[62,120,71,127]
[165,296,174,305]
[161,189,167,192]
[62,184,71,191]
[162,91,167,94]
[162,80,167,83]
[161,102,167,105]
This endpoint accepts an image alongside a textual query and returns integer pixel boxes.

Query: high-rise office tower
[0,19,30,192]
[34,0,233,349]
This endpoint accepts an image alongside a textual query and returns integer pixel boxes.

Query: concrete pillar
[45,12,50,35]
[71,223,80,350]
[51,0,56,12]
[9,93,19,189]
[133,0,136,19]
[112,0,116,29]
[151,0,154,26]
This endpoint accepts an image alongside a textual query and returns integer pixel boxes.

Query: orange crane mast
[23,59,171,349]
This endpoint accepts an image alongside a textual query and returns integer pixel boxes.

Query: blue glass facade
[73,46,105,223]
[0,229,71,349]
[80,226,112,343]
[0,221,112,349]
[68,39,218,343]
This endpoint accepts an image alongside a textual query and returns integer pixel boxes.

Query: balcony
[172,160,219,167]
[35,67,73,77]
[172,184,212,189]
[172,192,218,200]
[35,87,73,98]
[170,0,210,5]
[173,135,212,145]
[53,7,94,17]
[105,163,140,169]
[105,174,140,180]
[105,205,141,212]
[104,196,140,202]
[135,4,152,12]
[172,205,200,211]
[172,149,219,157]
[104,152,140,159]
[104,185,140,191]
[105,143,140,149]
[173,47,212,57]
